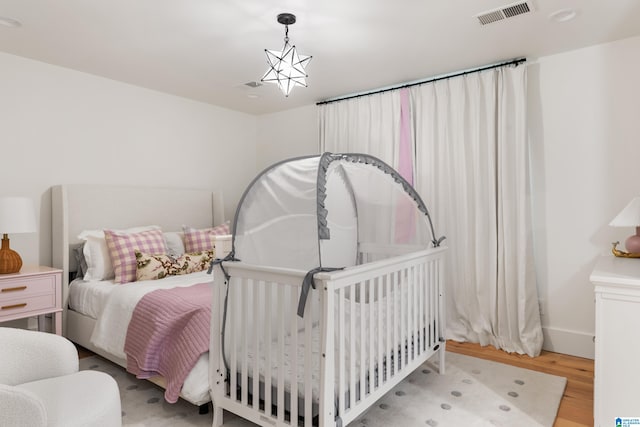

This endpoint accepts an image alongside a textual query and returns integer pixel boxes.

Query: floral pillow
[135,250,215,281]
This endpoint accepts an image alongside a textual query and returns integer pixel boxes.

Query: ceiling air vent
[476,1,533,25]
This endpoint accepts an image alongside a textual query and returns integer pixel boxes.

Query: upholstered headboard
[51,184,224,333]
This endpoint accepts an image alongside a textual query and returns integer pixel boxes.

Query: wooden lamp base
[0,234,22,274]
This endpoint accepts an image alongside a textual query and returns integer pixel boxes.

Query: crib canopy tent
[231,153,442,273]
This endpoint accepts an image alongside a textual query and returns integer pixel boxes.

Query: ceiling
[1,0,639,115]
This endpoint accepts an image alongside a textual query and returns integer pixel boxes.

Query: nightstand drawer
[0,266,62,335]
[0,293,57,319]
[0,275,56,298]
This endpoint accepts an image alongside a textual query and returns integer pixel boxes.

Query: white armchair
[0,327,122,427]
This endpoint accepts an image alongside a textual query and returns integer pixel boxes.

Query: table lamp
[610,196,640,254]
[0,197,37,274]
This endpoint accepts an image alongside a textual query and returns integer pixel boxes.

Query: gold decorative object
[611,241,640,258]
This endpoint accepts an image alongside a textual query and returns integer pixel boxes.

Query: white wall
[529,35,640,358]
[0,52,257,268]
[255,105,319,171]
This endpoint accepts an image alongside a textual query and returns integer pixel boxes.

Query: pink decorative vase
[625,227,640,253]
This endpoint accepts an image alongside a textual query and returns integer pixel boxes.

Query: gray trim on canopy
[316,152,442,247]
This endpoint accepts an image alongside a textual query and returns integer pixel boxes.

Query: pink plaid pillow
[104,228,167,283]
[182,223,230,253]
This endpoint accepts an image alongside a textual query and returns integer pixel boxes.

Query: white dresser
[591,255,640,426]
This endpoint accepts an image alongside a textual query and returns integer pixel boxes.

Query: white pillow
[78,225,160,281]
[82,235,113,281]
[163,232,185,257]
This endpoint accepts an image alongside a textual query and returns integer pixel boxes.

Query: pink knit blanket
[124,282,211,403]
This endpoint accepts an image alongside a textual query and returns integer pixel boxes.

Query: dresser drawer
[0,275,56,298]
[0,293,57,319]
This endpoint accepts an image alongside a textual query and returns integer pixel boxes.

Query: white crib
[209,244,446,427]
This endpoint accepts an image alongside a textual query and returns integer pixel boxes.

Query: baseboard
[542,326,594,359]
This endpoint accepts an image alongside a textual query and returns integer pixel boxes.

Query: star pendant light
[261,13,312,97]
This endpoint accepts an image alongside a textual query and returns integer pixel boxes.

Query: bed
[208,153,447,427]
[51,184,229,407]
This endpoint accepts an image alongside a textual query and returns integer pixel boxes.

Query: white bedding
[90,271,211,358]
[69,271,213,404]
[68,279,117,318]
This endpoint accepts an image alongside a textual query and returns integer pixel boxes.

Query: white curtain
[318,64,543,356]
[412,66,542,356]
[320,92,403,248]
[319,91,401,163]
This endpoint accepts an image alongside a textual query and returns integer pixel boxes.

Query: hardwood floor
[76,344,94,359]
[76,341,594,426]
[447,340,594,427]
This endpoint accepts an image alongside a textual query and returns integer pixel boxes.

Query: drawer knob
[1,303,27,310]
[1,286,27,293]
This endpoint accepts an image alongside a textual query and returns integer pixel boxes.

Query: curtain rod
[316,57,526,106]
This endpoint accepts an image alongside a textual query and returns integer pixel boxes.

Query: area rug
[79,352,566,427]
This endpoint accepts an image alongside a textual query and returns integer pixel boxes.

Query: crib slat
[410,265,416,360]
[437,257,446,374]
[392,270,399,377]
[319,278,336,427]
[241,279,249,406]
[411,266,416,360]
[401,268,407,367]
[401,269,407,371]
[426,261,431,348]
[406,267,412,362]
[436,259,442,345]
[427,262,432,350]
[277,285,285,423]
[338,286,345,417]
[290,285,299,426]
[418,263,427,353]
[376,276,383,390]
[433,260,438,347]
[426,262,431,347]
[356,282,366,408]
[407,267,412,360]
[430,263,439,346]
[416,265,420,356]
[385,273,391,382]
[402,269,407,367]
[368,279,374,395]
[304,294,313,427]
[419,263,424,350]
[264,282,272,416]
[359,280,365,404]
[230,280,238,401]
[252,281,261,411]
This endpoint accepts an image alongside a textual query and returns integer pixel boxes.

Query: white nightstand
[0,266,63,335]
[590,255,640,427]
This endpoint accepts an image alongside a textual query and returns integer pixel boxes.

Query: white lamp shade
[0,197,37,234]
[610,196,640,227]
